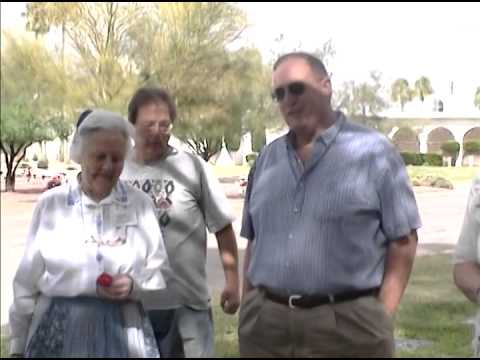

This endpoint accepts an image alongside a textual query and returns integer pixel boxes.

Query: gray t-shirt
[122,147,234,309]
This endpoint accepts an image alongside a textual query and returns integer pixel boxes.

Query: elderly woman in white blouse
[453,174,480,357]
[9,110,169,358]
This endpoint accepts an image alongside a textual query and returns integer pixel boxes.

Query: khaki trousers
[238,288,394,358]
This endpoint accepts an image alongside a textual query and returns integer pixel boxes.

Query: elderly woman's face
[80,129,127,201]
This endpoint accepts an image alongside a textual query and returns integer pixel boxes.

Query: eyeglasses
[145,121,173,133]
[272,82,306,102]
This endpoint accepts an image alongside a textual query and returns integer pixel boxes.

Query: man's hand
[215,224,240,315]
[379,230,418,316]
[221,281,240,314]
[97,274,133,301]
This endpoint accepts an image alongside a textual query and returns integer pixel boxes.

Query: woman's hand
[97,274,133,301]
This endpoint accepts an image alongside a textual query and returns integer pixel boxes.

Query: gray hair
[69,109,133,164]
[273,52,328,77]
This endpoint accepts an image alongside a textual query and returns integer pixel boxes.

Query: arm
[9,202,46,356]
[215,224,240,314]
[379,230,418,316]
[454,262,480,303]
[99,195,169,301]
[452,177,480,304]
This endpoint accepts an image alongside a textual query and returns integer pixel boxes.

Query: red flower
[96,272,113,287]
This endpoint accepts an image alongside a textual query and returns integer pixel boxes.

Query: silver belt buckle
[288,294,302,309]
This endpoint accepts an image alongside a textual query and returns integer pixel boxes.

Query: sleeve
[130,194,170,295]
[240,162,256,241]
[9,200,47,355]
[377,144,422,242]
[195,156,235,234]
[454,177,480,264]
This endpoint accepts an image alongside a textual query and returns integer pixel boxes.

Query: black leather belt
[263,287,380,309]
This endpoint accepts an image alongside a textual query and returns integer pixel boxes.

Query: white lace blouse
[9,179,169,354]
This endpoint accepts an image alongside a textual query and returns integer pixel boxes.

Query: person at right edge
[453,173,480,357]
[239,52,421,357]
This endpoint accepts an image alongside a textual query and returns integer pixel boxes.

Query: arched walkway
[427,127,455,154]
[391,127,419,152]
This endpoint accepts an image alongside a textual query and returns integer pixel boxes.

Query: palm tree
[391,79,413,112]
[414,76,434,104]
[475,87,480,110]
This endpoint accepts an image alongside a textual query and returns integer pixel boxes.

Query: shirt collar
[285,111,346,149]
[67,174,129,206]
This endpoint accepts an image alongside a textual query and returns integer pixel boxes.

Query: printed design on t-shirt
[129,178,175,227]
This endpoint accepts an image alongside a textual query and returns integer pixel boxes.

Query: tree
[24,2,81,160]
[312,39,336,73]
[334,71,387,128]
[414,76,433,104]
[1,33,66,191]
[391,78,413,111]
[128,2,250,160]
[24,2,140,113]
[475,86,480,110]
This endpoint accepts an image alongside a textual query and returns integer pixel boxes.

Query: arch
[391,127,419,153]
[462,126,480,166]
[463,127,480,143]
[427,127,455,154]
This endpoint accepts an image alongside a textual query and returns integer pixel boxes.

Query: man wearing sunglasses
[121,87,240,357]
[239,52,420,357]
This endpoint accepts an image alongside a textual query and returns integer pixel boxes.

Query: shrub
[400,152,423,166]
[245,153,258,167]
[37,159,49,169]
[440,141,460,156]
[423,153,443,167]
[464,140,480,155]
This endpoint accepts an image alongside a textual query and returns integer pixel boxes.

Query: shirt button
[288,234,293,240]
[294,208,299,213]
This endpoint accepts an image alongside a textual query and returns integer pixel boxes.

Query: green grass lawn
[406,166,479,185]
[1,333,7,358]
[0,254,476,357]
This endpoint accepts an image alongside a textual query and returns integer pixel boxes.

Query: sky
[237,2,480,99]
[2,2,479,104]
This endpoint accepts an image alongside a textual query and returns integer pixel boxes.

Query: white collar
[67,175,129,206]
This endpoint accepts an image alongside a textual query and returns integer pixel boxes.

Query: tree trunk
[58,140,65,162]
[5,173,15,192]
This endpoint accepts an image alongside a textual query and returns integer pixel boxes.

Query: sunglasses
[272,81,306,102]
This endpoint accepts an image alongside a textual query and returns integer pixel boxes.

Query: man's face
[272,57,332,132]
[134,101,172,162]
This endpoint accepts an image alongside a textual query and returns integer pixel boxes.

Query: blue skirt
[25,297,159,358]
